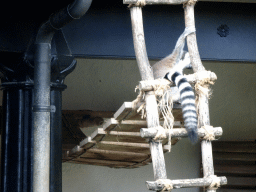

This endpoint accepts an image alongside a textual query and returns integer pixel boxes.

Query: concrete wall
[61,58,256,192]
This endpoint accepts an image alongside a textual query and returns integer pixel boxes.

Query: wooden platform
[62,102,183,168]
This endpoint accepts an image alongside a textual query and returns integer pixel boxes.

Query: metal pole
[33,43,52,192]
[32,1,92,191]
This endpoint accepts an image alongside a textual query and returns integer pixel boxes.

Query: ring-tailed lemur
[152,28,198,143]
[164,52,198,143]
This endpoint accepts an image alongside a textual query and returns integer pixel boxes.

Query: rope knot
[184,0,197,7]
[194,70,216,115]
[202,125,215,141]
[157,179,173,192]
[132,79,174,151]
[129,0,146,8]
[208,175,221,190]
[153,126,166,141]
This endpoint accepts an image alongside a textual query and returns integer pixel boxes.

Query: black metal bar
[1,84,34,192]
[50,84,66,192]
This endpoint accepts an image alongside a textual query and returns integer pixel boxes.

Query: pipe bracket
[33,105,51,112]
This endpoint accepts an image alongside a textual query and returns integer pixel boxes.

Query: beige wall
[203,61,256,140]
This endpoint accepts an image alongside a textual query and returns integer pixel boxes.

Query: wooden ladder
[124,0,227,191]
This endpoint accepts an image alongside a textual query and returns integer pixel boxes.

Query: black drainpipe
[33,0,92,191]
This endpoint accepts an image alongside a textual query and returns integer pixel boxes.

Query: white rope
[158,179,173,192]
[153,126,166,141]
[202,125,215,141]
[132,79,174,151]
[208,175,221,190]
[128,0,146,8]
[135,0,146,6]
[184,0,197,6]
[195,71,215,120]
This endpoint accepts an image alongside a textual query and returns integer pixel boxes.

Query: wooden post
[130,6,168,180]
[124,0,190,5]
[184,2,219,192]
[146,177,227,191]
[140,127,223,138]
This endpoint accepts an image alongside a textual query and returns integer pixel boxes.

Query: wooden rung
[92,128,147,143]
[104,119,147,132]
[123,0,189,5]
[87,140,170,153]
[146,176,227,191]
[79,136,94,149]
[96,128,142,137]
[104,118,182,132]
[113,101,183,121]
[103,118,118,131]
[71,158,139,168]
[82,148,150,161]
[141,127,223,138]
[89,140,150,148]
[114,102,133,120]
[139,71,217,91]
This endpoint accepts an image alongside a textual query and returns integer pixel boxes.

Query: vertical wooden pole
[184,2,216,192]
[130,6,167,180]
[130,6,154,81]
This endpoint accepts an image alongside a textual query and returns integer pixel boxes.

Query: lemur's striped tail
[165,72,198,143]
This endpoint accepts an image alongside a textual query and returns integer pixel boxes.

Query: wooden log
[130,6,153,81]
[130,5,167,180]
[140,127,223,138]
[79,136,95,149]
[124,0,189,5]
[93,128,147,143]
[184,2,219,192]
[103,118,118,131]
[146,92,167,180]
[85,140,170,154]
[146,177,227,191]
[113,101,146,120]
[114,102,133,120]
[98,128,142,137]
[139,71,217,91]
[71,158,138,168]
[184,2,205,72]
[81,148,150,162]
